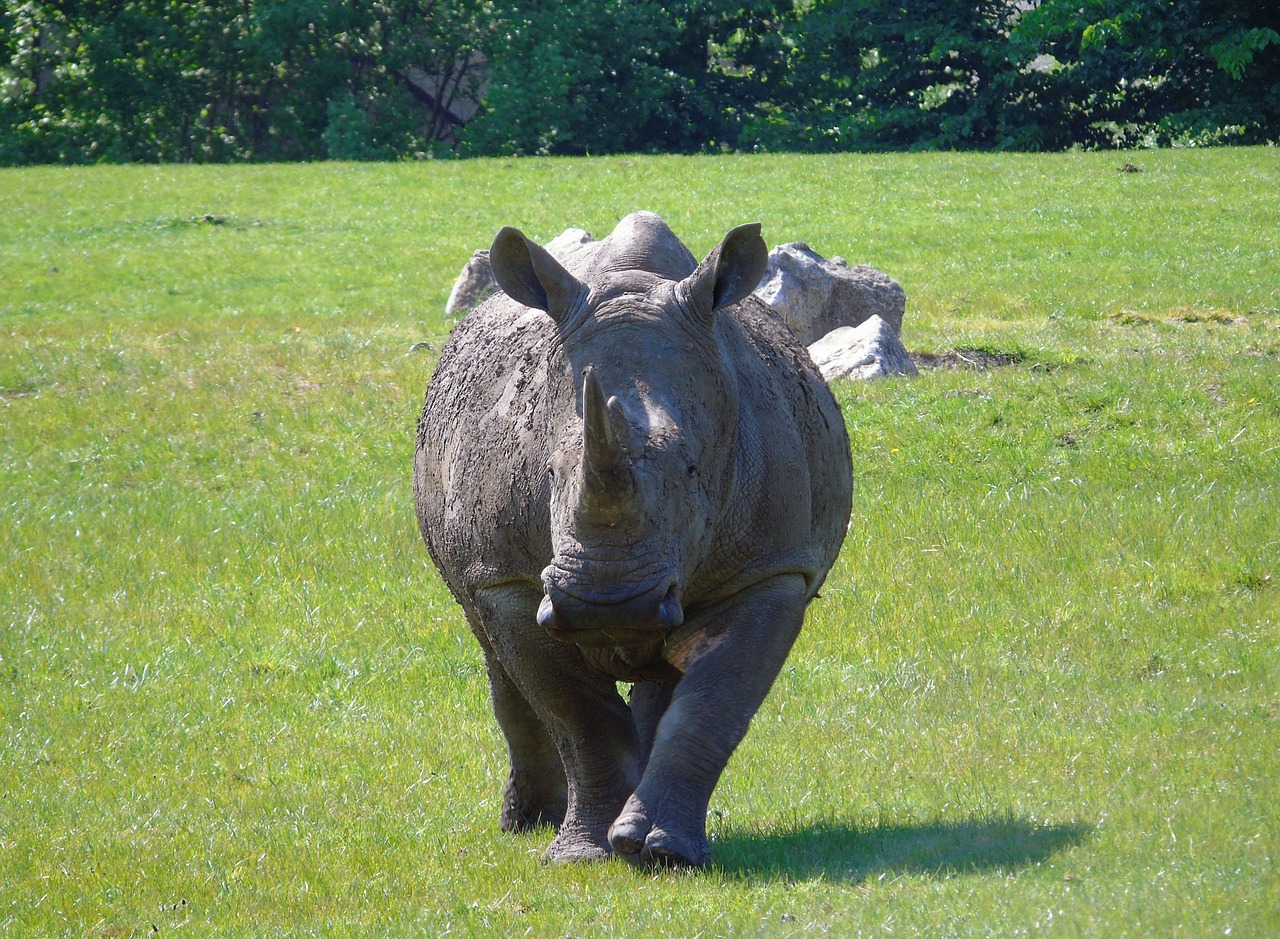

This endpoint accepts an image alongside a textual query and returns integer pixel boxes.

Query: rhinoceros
[413,212,852,868]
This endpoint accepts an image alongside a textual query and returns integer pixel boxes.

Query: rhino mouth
[537,567,683,648]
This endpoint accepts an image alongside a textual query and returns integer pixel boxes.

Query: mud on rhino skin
[413,211,853,869]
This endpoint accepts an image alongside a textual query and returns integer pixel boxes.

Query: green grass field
[2,149,1277,937]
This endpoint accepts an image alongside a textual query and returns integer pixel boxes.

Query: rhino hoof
[608,812,651,858]
[500,777,567,834]
[640,828,710,870]
[540,833,612,864]
[609,812,709,869]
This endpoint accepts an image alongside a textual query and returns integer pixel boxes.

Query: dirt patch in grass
[1107,309,1156,326]
[911,347,1023,371]
[1166,307,1245,325]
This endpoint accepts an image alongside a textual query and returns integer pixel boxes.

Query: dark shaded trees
[0,0,487,162]
[723,0,1279,152]
[1009,0,1280,148]
[1,0,1276,163]
[458,0,727,155]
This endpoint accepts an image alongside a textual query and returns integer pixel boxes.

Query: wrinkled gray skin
[414,212,852,868]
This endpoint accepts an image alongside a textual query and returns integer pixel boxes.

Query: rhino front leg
[609,574,809,868]
[474,583,641,862]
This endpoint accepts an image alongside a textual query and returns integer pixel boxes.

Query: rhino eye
[686,464,698,479]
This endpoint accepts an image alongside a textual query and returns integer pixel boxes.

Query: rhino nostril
[537,578,681,641]
[536,594,557,630]
[659,584,683,630]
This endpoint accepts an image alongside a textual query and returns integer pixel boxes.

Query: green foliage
[459,0,723,156]
[322,88,425,162]
[1011,0,1280,148]
[729,0,1032,151]
[1210,25,1280,79]
[727,0,1280,152]
[0,1,1277,158]
[0,0,487,163]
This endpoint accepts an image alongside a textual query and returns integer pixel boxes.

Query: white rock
[544,227,595,259]
[444,249,498,318]
[755,243,906,345]
[807,316,918,382]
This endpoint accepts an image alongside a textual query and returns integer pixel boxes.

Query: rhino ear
[682,222,769,318]
[490,226,585,322]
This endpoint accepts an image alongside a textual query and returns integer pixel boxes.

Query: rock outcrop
[807,315,918,382]
[446,233,916,389]
[753,242,906,345]
[444,249,499,318]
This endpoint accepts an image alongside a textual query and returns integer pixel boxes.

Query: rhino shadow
[708,812,1092,882]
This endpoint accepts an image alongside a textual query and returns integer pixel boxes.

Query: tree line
[2,0,1276,164]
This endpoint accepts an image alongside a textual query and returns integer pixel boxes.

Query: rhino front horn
[580,367,636,524]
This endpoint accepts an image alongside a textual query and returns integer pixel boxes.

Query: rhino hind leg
[485,656,568,833]
[629,681,675,771]
[473,582,642,863]
[609,574,810,869]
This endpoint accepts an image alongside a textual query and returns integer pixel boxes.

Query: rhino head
[489,214,769,650]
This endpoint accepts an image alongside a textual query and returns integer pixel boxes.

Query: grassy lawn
[1,148,1277,937]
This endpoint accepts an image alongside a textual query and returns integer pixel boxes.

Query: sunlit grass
[1,149,1277,936]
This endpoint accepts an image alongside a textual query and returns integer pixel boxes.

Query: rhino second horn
[580,367,636,523]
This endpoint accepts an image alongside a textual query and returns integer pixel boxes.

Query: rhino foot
[499,799,566,834]
[609,804,710,869]
[640,827,710,869]
[607,810,649,858]
[498,760,568,834]
[540,829,613,864]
